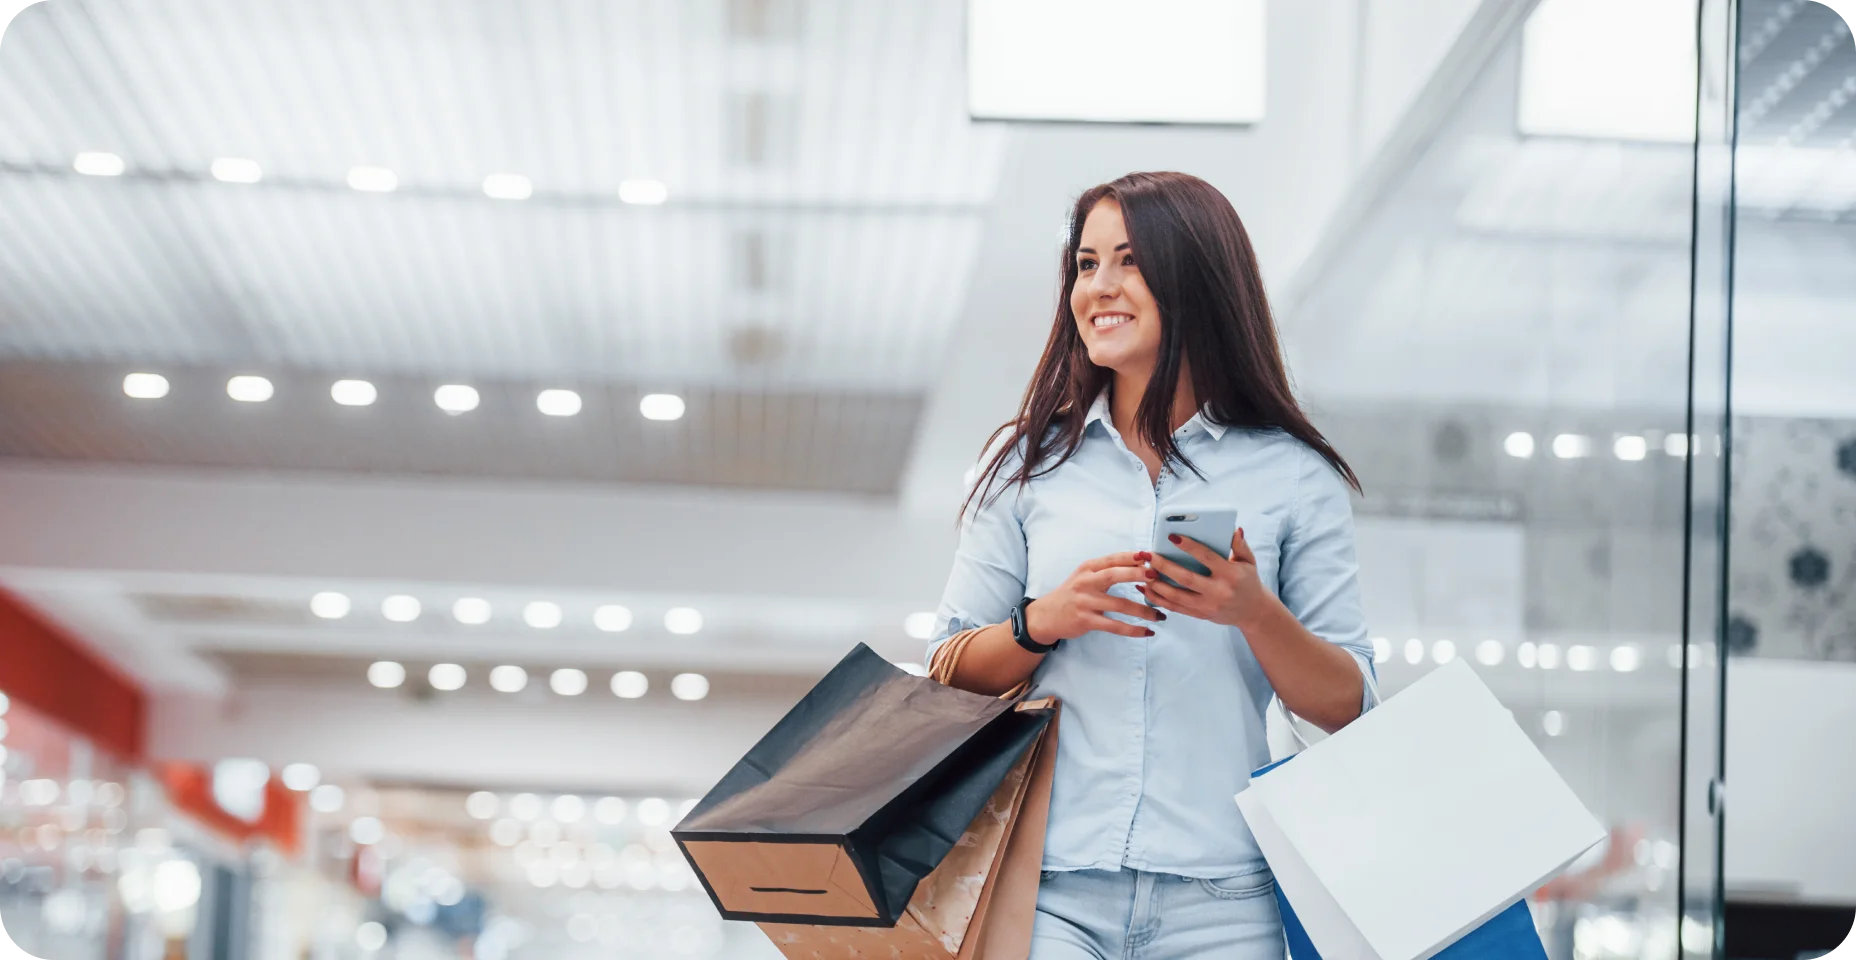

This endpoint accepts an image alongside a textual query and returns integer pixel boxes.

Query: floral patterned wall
[1728,416,1856,662]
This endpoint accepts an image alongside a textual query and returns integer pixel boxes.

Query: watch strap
[1011,597,1061,654]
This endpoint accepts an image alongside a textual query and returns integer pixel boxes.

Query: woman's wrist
[1022,597,1059,647]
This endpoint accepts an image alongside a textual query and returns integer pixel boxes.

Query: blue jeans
[1031,867,1286,960]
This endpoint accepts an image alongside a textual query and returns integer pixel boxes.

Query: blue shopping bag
[1254,756,1550,960]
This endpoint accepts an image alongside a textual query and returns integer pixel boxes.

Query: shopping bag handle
[1272,659,1382,752]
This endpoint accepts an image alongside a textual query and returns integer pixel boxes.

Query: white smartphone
[1151,505,1237,589]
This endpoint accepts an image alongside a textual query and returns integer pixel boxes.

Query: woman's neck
[1109,365,1198,443]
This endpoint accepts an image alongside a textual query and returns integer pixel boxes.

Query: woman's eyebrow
[1076,242,1131,255]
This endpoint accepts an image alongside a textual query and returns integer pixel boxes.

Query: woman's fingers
[1148,553,1209,591]
[1078,550,1150,573]
[1085,563,1153,592]
[1165,534,1228,572]
[1095,595,1164,622]
[1140,581,1201,616]
[1228,527,1256,564]
[1083,614,1154,638]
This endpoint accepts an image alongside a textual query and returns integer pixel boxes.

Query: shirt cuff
[1350,650,1379,714]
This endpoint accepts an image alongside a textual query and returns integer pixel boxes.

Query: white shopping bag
[1236,660,1605,960]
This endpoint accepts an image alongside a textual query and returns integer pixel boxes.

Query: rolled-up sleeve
[1279,447,1378,715]
[926,476,1028,670]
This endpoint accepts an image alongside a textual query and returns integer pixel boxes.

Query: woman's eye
[1122,254,1136,266]
[1078,258,1097,271]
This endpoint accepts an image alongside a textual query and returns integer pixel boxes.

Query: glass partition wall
[1281,1,1754,956]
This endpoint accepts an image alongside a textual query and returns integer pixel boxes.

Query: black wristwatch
[1010,597,1061,654]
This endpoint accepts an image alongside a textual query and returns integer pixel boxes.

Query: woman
[927,172,1375,959]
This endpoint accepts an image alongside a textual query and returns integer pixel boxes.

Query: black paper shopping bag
[674,643,1052,927]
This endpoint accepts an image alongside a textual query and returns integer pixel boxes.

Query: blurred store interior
[0,0,1852,958]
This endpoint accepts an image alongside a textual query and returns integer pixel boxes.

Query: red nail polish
[1142,629,1155,637]
[1156,612,1167,621]
[1168,533,1181,544]
[1144,569,1157,579]
[1136,551,1151,561]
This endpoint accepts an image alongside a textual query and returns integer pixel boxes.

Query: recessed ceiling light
[280,763,320,791]
[670,673,709,701]
[1403,638,1424,665]
[1503,432,1535,458]
[453,597,492,625]
[489,665,527,693]
[382,595,422,623]
[227,375,274,402]
[482,173,533,200]
[429,663,467,691]
[210,157,263,184]
[74,152,125,176]
[664,607,703,635]
[1551,434,1591,459]
[1475,640,1505,666]
[902,612,937,641]
[122,373,169,399]
[610,671,648,699]
[331,379,377,407]
[1567,645,1598,671]
[537,389,582,417]
[465,791,500,820]
[635,797,670,825]
[594,605,633,632]
[309,783,345,813]
[639,393,685,421]
[552,794,586,822]
[618,179,669,205]
[367,661,406,689]
[1610,645,1642,672]
[347,165,398,193]
[1370,637,1390,664]
[1430,640,1457,665]
[1536,642,1562,670]
[1517,642,1538,669]
[508,793,543,821]
[1664,434,1690,458]
[550,668,588,696]
[594,797,628,824]
[434,384,480,414]
[524,601,563,629]
[310,592,351,619]
[1541,710,1566,738]
[349,816,385,845]
[1613,435,1647,461]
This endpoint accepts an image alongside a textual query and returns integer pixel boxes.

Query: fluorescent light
[1475,640,1506,666]
[482,173,533,200]
[1503,432,1536,459]
[1403,638,1424,665]
[1567,645,1598,671]
[1541,710,1566,737]
[1431,640,1457,665]
[618,179,669,205]
[367,661,406,688]
[664,607,703,635]
[1551,434,1591,459]
[74,152,124,176]
[122,373,169,399]
[280,763,320,791]
[903,612,937,641]
[310,591,351,619]
[524,601,563,629]
[1537,642,1562,670]
[594,605,633,632]
[453,597,493,625]
[550,668,588,696]
[1664,433,1690,458]
[331,379,377,406]
[349,816,385,845]
[967,0,1265,124]
[210,157,262,183]
[1518,0,1697,143]
[434,384,480,414]
[347,166,398,193]
[382,595,422,622]
[1610,645,1642,672]
[610,671,648,699]
[552,795,586,823]
[1517,642,1538,669]
[309,783,345,813]
[537,389,582,417]
[428,663,467,691]
[639,393,685,421]
[670,673,709,701]
[1614,435,1648,461]
[226,375,274,402]
[489,665,527,693]
[1371,637,1391,664]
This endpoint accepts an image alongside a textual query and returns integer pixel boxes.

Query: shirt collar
[1082,390,1228,441]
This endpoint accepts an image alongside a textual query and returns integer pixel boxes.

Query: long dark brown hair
[962,171,1359,520]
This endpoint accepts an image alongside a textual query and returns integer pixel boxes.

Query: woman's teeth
[1093,314,1131,328]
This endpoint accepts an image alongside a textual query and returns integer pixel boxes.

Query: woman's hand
[1142,529,1280,630]
[1026,551,1165,643]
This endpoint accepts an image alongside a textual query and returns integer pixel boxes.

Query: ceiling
[0,0,1005,493]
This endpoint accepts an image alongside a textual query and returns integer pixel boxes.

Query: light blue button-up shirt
[927,392,1376,878]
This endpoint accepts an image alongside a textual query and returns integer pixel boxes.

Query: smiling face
[1071,197,1163,377]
